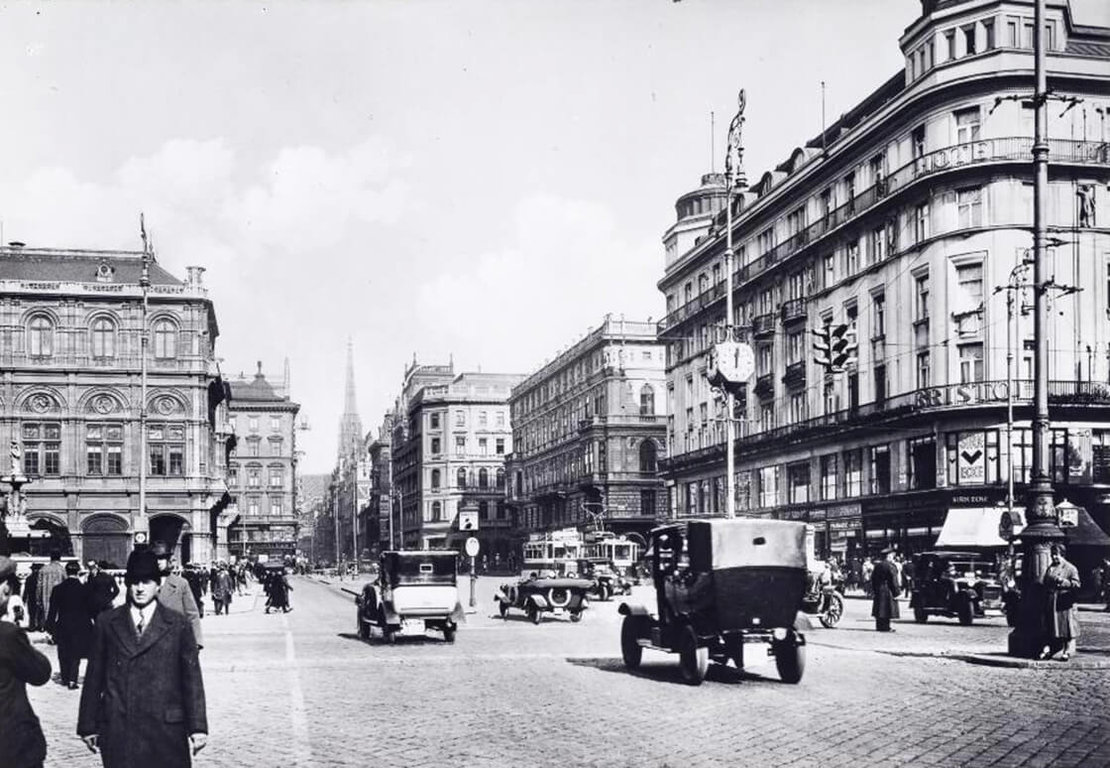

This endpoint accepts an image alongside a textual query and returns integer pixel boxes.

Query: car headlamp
[771,628,788,640]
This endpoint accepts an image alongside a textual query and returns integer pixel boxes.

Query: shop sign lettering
[914,381,1015,410]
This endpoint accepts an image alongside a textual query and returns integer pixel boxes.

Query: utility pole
[1009,0,1065,659]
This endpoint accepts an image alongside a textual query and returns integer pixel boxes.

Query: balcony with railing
[783,361,806,389]
[780,297,808,326]
[751,313,775,339]
[656,137,1110,338]
[753,373,775,399]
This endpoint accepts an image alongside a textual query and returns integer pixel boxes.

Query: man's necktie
[136,613,145,637]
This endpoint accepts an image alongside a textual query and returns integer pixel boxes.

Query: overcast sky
[2,0,1106,473]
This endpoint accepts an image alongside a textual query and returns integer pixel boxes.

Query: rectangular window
[869,445,891,494]
[873,292,886,338]
[917,352,931,389]
[478,437,488,456]
[945,29,956,60]
[912,125,926,159]
[249,416,259,432]
[479,411,488,428]
[869,226,886,264]
[787,462,810,505]
[820,455,838,501]
[915,201,930,242]
[431,437,441,455]
[22,422,61,477]
[955,262,984,336]
[496,438,505,455]
[963,24,977,55]
[247,497,259,516]
[844,449,863,497]
[496,411,506,428]
[823,253,836,288]
[844,172,856,213]
[271,498,283,516]
[248,467,261,487]
[269,468,283,487]
[908,435,938,490]
[787,331,804,365]
[86,424,123,476]
[759,466,779,508]
[430,412,440,429]
[149,424,185,477]
[455,436,466,456]
[758,228,775,256]
[845,239,860,275]
[820,187,835,222]
[455,411,465,427]
[915,273,931,321]
[270,416,280,431]
[789,392,806,424]
[983,19,995,50]
[1007,17,1019,47]
[957,187,983,228]
[959,343,985,383]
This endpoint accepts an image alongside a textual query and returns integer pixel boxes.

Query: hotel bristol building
[657,0,1110,560]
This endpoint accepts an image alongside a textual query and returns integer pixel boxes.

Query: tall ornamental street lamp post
[1008,0,1065,659]
[707,89,754,519]
[135,215,152,549]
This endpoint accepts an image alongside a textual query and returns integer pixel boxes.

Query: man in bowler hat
[151,541,203,649]
[78,548,208,767]
[871,547,902,632]
[0,555,52,768]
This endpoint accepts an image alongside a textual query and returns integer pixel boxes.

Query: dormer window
[95,261,115,283]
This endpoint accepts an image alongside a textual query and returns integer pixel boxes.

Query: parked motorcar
[909,551,1007,625]
[619,518,808,686]
[355,551,463,643]
[495,574,592,624]
[569,559,632,602]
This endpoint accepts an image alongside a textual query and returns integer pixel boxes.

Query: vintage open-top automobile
[495,573,593,624]
[569,558,632,602]
[909,550,1007,625]
[619,518,809,686]
[355,550,464,643]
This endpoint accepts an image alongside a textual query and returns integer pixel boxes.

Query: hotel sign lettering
[913,139,1030,179]
[914,381,1021,410]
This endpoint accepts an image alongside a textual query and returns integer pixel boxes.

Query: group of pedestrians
[1,544,209,768]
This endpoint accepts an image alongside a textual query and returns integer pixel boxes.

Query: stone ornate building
[657,0,1110,559]
[507,317,668,548]
[0,244,231,565]
[226,362,301,560]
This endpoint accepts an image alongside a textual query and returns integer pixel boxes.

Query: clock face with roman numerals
[710,342,754,385]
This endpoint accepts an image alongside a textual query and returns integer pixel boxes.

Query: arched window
[457,468,467,489]
[639,384,655,416]
[431,469,441,489]
[639,440,658,473]
[431,501,442,521]
[478,468,489,488]
[91,317,116,359]
[478,501,488,520]
[496,467,506,489]
[153,319,177,359]
[28,316,54,357]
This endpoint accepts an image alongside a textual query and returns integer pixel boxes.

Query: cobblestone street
[28,576,1110,768]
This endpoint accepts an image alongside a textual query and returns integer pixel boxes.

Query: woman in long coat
[1042,543,1081,661]
[871,548,901,632]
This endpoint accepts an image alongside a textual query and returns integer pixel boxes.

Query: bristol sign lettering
[914,381,1020,410]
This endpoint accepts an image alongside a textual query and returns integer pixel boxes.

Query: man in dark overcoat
[36,551,66,633]
[871,548,901,632]
[45,560,94,689]
[86,561,120,621]
[77,549,208,768]
[0,555,52,768]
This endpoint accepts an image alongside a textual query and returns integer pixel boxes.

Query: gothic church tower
[337,339,364,464]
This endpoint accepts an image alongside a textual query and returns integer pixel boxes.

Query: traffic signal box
[812,323,857,373]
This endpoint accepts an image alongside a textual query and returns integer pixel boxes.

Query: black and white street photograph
[1,1,1109,766]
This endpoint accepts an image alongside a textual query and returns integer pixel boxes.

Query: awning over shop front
[935,507,1022,548]
[1056,502,1110,547]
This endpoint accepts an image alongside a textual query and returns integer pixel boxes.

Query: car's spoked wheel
[597,583,610,602]
[569,610,582,623]
[620,615,643,671]
[678,625,708,685]
[820,593,844,629]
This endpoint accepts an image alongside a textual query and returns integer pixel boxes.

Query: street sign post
[465,536,480,607]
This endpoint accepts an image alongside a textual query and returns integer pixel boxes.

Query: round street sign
[465,537,480,558]
[134,531,148,545]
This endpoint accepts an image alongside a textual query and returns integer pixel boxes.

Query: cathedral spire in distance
[337,338,364,464]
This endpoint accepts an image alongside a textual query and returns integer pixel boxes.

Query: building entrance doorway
[150,515,192,564]
[82,515,130,569]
